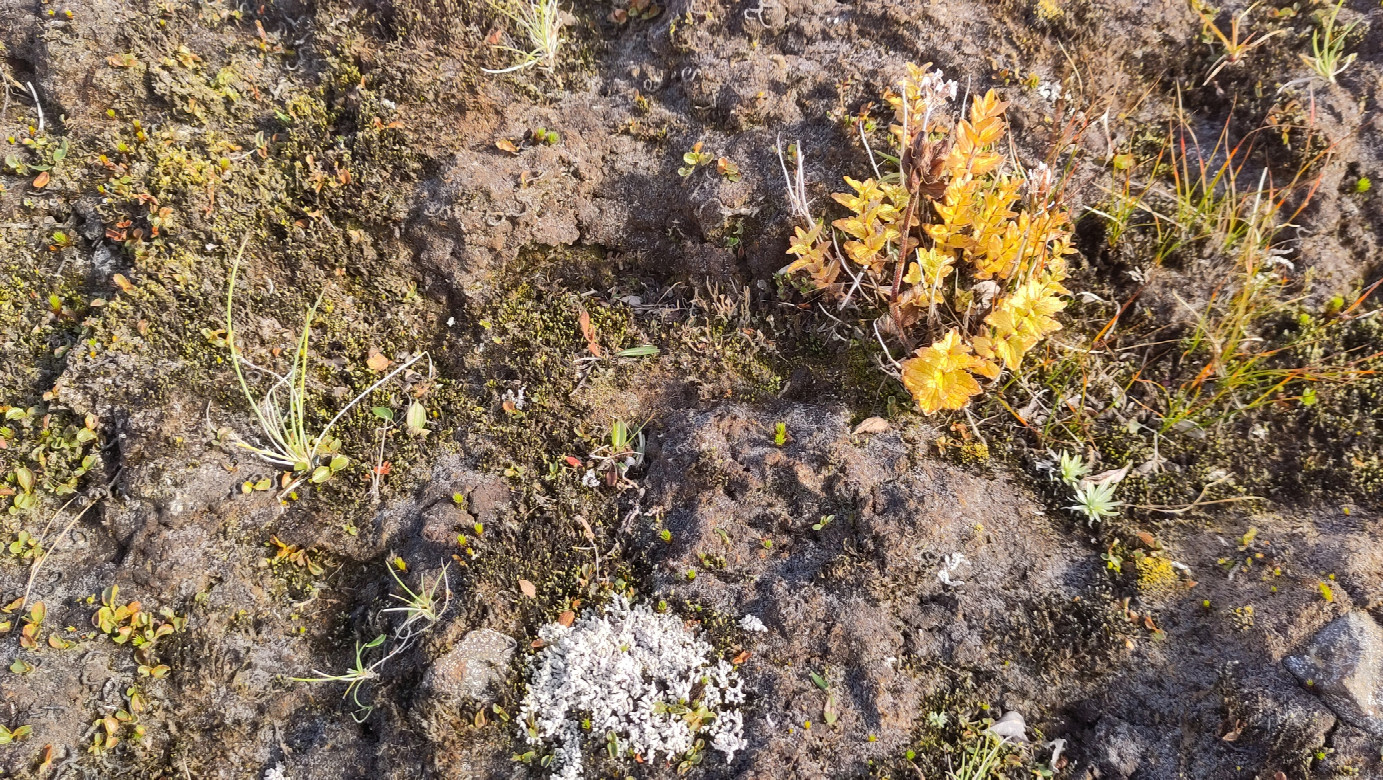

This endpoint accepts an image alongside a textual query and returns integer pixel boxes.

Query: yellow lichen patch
[1135,555,1182,597]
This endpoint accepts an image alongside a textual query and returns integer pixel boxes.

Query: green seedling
[484,0,562,73]
[216,237,425,492]
[678,142,712,177]
[1068,481,1123,525]
[589,418,646,484]
[0,723,31,744]
[1190,0,1285,85]
[773,422,787,447]
[1301,0,1359,84]
[1056,451,1090,485]
[811,515,834,531]
[292,634,387,722]
[382,564,450,635]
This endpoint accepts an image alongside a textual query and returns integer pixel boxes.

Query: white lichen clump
[519,597,747,779]
[739,614,767,633]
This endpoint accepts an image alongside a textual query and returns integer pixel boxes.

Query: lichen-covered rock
[1284,612,1383,735]
[423,629,517,704]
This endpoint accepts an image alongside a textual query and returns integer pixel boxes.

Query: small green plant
[1356,177,1372,194]
[1068,480,1123,525]
[293,561,448,721]
[92,585,183,677]
[1190,0,1284,85]
[1301,0,1359,84]
[811,514,834,531]
[589,419,646,484]
[678,142,712,177]
[484,0,562,73]
[948,732,1008,779]
[773,422,787,447]
[531,127,561,145]
[0,723,31,744]
[381,564,449,634]
[216,238,424,492]
[1056,450,1090,485]
[292,634,386,722]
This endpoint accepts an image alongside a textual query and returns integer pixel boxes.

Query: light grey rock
[1091,717,1150,779]
[424,629,517,704]
[1284,612,1383,736]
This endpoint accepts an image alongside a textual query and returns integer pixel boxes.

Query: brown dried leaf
[366,349,391,373]
[495,139,519,154]
[33,171,50,189]
[518,579,537,598]
[852,417,890,435]
[577,308,602,357]
[112,274,134,292]
[557,610,575,627]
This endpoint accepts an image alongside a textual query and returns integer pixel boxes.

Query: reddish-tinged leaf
[33,171,51,188]
[557,610,575,627]
[731,650,750,664]
[577,308,602,357]
[563,455,582,468]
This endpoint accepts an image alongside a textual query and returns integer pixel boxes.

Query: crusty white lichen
[518,597,747,779]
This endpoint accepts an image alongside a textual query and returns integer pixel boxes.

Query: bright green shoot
[1190,0,1285,85]
[382,564,449,635]
[1068,480,1123,525]
[948,732,1007,780]
[1301,0,1358,84]
[483,0,562,74]
[220,237,425,488]
[1057,451,1090,486]
[292,633,386,722]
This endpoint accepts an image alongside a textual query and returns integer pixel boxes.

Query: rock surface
[1285,611,1383,736]
[423,629,518,705]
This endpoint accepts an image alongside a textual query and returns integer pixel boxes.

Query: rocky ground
[0,0,1381,777]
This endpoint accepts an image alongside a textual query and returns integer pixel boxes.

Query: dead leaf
[518,579,537,598]
[1221,719,1244,742]
[557,610,575,627]
[577,307,602,357]
[366,349,391,373]
[852,417,890,435]
[112,274,134,292]
[496,139,519,154]
[33,171,50,189]
[563,455,582,468]
[1135,530,1157,548]
[731,650,750,665]
[1084,464,1130,487]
